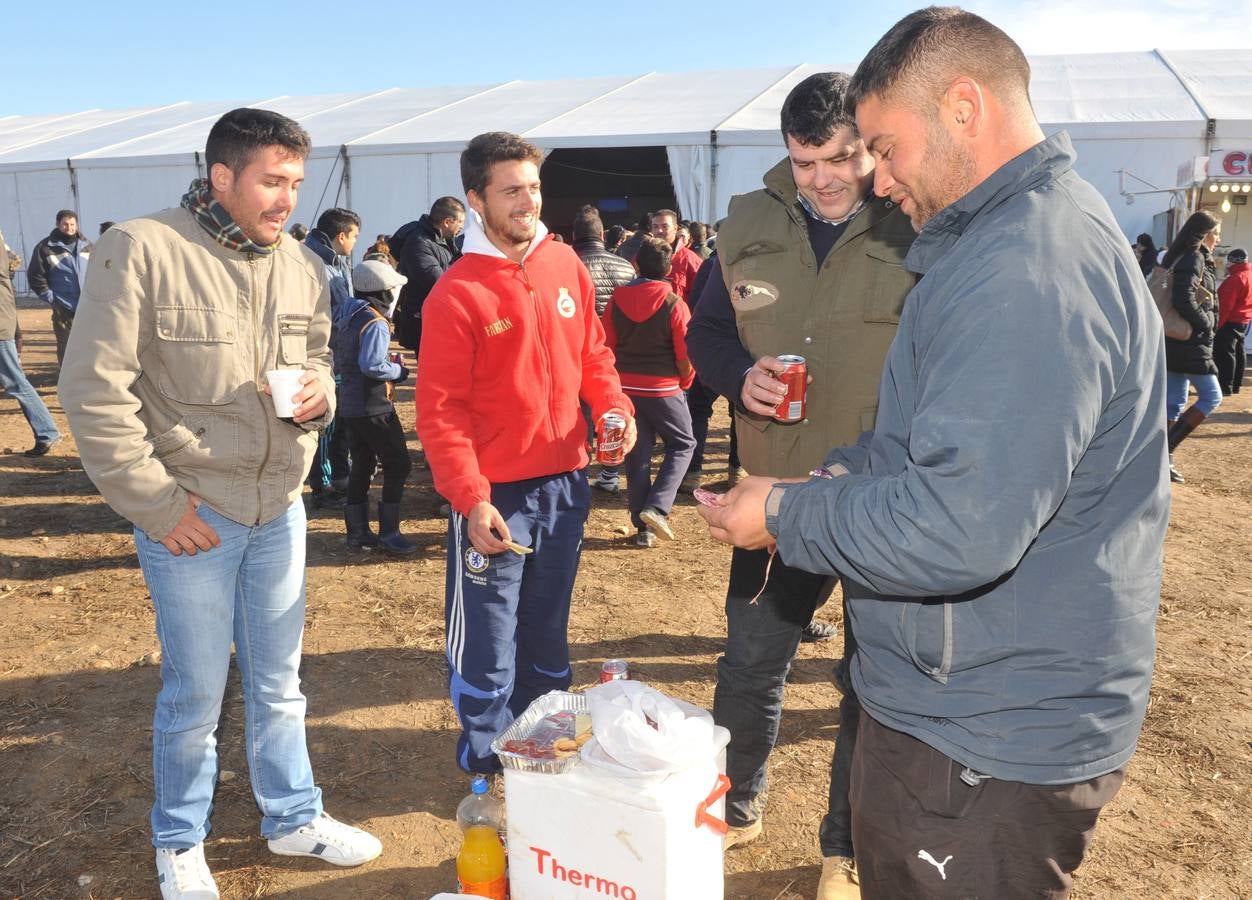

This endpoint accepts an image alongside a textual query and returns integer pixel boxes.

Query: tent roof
[0,50,1247,167]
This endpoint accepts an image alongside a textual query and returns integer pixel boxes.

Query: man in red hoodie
[416,131,636,774]
[601,236,697,547]
[1216,247,1251,395]
[650,209,703,303]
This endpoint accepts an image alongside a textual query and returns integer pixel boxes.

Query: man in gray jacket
[60,108,381,900]
[701,9,1169,898]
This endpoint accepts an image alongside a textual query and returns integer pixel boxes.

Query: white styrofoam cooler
[504,728,730,899]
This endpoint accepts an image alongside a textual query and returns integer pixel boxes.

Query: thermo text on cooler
[529,846,638,899]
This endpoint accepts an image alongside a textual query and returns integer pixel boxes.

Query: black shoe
[801,620,839,643]
[23,435,62,457]
[312,487,346,510]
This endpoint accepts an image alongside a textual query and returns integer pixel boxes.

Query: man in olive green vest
[687,72,916,900]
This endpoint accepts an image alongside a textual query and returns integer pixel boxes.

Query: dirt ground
[1,298,1249,900]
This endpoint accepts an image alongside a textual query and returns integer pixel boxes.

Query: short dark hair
[636,236,674,279]
[780,73,855,146]
[56,209,77,224]
[637,212,653,230]
[99,221,115,235]
[604,225,626,250]
[651,209,678,225]
[315,207,361,239]
[430,195,465,223]
[460,132,545,197]
[288,223,309,241]
[572,206,604,242]
[205,108,312,177]
[688,222,708,244]
[847,7,1032,116]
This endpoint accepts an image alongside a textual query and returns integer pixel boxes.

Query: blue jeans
[0,339,59,443]
[1165,371,1222,420]
[134,502,322,848]
[625,394,696,529]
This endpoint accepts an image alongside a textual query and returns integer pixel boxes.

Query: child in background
[333,259,415,553]
[601,236,697,547]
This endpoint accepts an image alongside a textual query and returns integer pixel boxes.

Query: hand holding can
[772,355,808,423]
[596,413,627,465]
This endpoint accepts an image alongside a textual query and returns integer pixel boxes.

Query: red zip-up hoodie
[1218,260,1252,327]
[601,278,695,397]
[416,215,632,515]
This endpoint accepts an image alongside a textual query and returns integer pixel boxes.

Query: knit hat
[352,259,407,294]
[1227,248,1247,265]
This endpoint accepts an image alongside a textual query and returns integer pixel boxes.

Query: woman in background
[1161,212,1222,483]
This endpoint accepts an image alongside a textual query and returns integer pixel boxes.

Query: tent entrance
[540,146,676,239]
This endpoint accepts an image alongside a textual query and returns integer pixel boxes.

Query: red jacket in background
[1218,260,1252,327]
[416,224,632,515]
[601,278,695,398]
[667,245,703,303]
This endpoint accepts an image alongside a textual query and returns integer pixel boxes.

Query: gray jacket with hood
[764,133,1170,785]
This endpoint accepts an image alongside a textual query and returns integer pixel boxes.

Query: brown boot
[816,855,860,900]
[1167,406,1207,452]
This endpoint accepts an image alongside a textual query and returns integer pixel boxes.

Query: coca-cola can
[773,355,808,423]
[389,351,402,365]
[600,659,630,682]
[597,413,626,465]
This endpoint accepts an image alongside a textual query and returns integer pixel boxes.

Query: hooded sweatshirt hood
[460,207,550,262]
[611,277,674,323]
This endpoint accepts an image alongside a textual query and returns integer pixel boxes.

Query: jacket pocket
[900,600,954,684]
[863,247,915,324]
[154,305,239,405]
[149,414,239,478]
[278,313,311,365]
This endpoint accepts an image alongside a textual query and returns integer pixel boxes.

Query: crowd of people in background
[1,9,1250,900]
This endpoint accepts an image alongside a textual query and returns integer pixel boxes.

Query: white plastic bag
[582,680,716,775]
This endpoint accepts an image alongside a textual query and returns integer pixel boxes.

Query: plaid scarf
[180,179,277,255]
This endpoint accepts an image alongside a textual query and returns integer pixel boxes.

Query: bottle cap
[471,775,489,795]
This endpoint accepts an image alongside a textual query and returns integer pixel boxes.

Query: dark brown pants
[850,712,1124,899]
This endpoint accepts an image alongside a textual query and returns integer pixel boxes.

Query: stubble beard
[484,204,537,255]
[909,119,977,230]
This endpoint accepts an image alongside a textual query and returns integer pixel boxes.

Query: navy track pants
[444,470,590,773]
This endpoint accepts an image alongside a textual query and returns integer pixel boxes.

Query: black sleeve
[26,241,49,296]
[399,238,443,310]
[1170,252,1210,332]
[686,257,755,403]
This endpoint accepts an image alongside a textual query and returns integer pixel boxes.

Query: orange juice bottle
[455,776,507,899]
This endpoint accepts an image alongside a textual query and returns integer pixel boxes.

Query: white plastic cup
[266,369,305,419]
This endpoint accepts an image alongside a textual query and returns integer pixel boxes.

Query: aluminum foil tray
[490,690,588,774]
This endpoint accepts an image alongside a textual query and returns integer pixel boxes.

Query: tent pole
[66,159,80,211]
[709,130,719,225]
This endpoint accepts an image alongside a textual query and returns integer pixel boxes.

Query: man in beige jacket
[59,108,381,900]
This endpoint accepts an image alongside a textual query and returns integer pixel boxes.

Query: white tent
[2,50,1250,267]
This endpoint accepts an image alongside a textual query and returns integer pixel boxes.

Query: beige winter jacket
[58,206,336,540]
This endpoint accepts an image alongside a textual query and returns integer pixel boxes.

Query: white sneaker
[267,813,382,867]
[155,844,219,900]
[639,507,675,541]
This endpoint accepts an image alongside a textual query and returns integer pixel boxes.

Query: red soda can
[773,355,808,423]
[389,351,402,365]
[600,659,629,682]
[597,413,626,465]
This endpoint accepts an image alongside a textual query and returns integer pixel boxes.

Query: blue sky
[3,0,1245,116]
